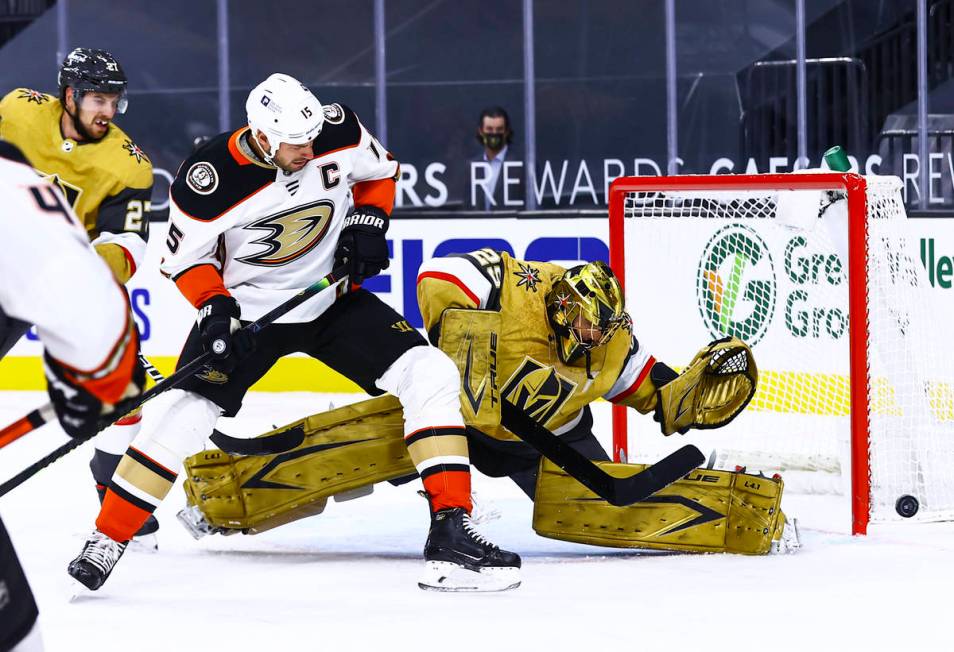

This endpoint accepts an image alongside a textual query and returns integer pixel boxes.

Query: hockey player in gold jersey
[0,48,157,543]
[180,248,795,559]
[416,249,658,494]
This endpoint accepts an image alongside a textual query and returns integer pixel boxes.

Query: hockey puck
[895,494,919,518]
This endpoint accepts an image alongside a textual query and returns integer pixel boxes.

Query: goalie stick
[136,354,305,456]
[501,399,705,506]
[0,265,349,497]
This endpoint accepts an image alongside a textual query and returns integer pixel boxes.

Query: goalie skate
[418,507,521,592]
[176,504,238,540]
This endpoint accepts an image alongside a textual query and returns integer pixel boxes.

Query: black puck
[895,494,919,518]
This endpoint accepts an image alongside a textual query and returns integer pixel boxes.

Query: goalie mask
[546,261,628,363]
[58,47,128,114]
[246,73,324,164]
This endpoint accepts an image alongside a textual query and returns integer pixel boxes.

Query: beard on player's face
[66,90,119,141]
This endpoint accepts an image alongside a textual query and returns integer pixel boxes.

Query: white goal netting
[612,174,954,528]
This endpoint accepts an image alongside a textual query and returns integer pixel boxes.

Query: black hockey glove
[44,351,146,439]
[334,205,390,284]
[197,295,255,373]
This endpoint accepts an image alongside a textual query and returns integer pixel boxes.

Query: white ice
[0,391,950,652]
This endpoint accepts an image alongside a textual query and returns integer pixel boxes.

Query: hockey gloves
[652,337,758,436]
[197,295,255,373]
[44,352,146,439]
[335,205,390,284]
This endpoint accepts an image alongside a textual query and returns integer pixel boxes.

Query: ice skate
[419,507,521,592]
[68,530,128,592]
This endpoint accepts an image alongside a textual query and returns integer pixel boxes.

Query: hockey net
[608,173,954,534]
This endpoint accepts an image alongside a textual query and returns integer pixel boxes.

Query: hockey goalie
[180,248,797,568]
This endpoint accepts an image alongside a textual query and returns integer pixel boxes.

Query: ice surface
[0,391,950,651]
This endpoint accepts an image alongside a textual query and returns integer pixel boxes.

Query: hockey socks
[96,446,176,543]
[404,426,472,513]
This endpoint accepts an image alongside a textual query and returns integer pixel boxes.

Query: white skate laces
[80,530,127,573]
[462,513,497,549]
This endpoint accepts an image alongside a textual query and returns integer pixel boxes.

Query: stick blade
[608,444,705,506]
[209,424,305,456]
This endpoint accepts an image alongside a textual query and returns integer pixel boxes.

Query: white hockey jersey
[0,141,133,384]
[163,103,399,323]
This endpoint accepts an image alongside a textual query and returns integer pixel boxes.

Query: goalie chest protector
[438,252,635,442]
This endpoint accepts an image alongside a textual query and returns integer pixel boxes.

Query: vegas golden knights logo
[238,199,334,266]
[37,172,82,209]
[501,357,576,427]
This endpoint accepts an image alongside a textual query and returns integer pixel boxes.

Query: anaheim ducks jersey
[164,103,398,322]
[0,88,152,273]
[417,249,659,442]
[0,141,136,397]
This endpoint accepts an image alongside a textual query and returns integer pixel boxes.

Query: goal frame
[608,173,871,534]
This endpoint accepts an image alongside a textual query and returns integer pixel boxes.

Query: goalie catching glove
[653,336,757,436]
[335,205,390,284]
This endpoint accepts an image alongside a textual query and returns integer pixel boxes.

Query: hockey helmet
[246,73,324,163]
[58,48,128,113]
[546,261,628,363]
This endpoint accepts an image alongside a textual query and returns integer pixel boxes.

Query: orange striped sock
[95,486,156,543]
[422,469,472,514]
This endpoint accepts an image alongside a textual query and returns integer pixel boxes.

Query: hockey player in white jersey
[0,140,145,651]
[69,73,520,593]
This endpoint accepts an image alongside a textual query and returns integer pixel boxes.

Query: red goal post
[607,172,943,535]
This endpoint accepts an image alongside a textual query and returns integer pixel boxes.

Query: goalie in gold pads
[184,249,794,554]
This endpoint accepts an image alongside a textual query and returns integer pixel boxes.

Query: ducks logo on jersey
[237,199,335,267]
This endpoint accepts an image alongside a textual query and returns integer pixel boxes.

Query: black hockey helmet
[58,47,128,113]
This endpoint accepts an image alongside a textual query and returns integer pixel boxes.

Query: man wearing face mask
[466,106,523,211]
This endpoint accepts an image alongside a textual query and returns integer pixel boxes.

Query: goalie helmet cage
[608,173,954,535]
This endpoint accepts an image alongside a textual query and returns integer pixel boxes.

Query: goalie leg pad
[183,395,416,534]
[532,458,785,554]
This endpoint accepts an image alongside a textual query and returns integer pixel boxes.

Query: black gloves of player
[334,205,390,284]
[197,295,255,373]
[44,352,146,439]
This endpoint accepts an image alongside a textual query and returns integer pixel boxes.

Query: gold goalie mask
[546,261,628,364]
[653,336,758,436]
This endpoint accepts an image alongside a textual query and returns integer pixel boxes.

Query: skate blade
[126,532,158,554]
[67,577,99,603]
[771,517,801,555]
[418,561,521,593]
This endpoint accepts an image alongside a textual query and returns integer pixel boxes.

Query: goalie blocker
[180,393,791,555]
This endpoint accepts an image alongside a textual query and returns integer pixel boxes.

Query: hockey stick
[501,399,705,506]
[136,354,305,456]
[0,266,349,496]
